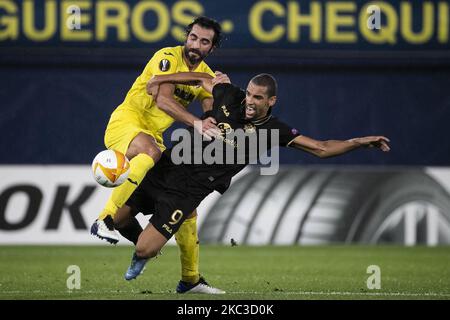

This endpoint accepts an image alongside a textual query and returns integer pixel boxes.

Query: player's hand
[146,76,160,99]
[211,71,231,86]
[194,117,220,141]
[353,136,391,152]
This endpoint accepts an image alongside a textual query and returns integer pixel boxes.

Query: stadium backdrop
[0,0,449,245]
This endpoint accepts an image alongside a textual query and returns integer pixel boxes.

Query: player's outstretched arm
[147,71,231,98]
[147,72,214,98]
[290,135,390,158]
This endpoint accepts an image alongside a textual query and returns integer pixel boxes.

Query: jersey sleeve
[144,48,179,78]
[270,118,301,147]
[212,83,244,108]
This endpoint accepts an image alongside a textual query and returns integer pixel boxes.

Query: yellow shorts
[104,108,166,155]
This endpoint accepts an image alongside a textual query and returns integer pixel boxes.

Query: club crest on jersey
[244,123,256,133]
[218,122,233,135]
[159,59,170,72]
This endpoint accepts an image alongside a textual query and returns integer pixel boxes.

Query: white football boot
[90,216,120,244]
[176,276,226,294]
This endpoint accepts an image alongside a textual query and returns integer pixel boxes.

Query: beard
[183,46,207,65]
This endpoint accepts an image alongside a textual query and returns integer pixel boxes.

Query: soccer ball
[92,150,130,188]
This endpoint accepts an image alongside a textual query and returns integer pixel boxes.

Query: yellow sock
[98,153,155,220]
[175,215,200,284]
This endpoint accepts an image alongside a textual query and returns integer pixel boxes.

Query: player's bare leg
[113,205,142,245]
[124,223,167,280]
[113,205,135,229]
[115,208,224,292]
[91,133,161,244]
[135,224,168,258]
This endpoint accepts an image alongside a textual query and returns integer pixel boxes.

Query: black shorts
[126,154,213,239]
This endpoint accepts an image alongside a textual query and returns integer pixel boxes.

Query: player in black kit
[116,72,391,285]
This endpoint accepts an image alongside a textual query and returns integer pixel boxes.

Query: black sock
[103,215,115,231]
[116,217,143,245]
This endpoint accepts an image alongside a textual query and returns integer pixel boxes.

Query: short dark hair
[185,16,222,48]
[250,74,278,97]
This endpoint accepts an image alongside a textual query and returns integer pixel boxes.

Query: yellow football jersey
[116,46,215,136]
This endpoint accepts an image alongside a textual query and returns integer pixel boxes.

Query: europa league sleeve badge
[159,59,171,72]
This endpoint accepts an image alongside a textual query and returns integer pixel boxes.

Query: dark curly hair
[185,16,222,48]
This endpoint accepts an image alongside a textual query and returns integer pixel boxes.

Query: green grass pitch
[0,245,449,300]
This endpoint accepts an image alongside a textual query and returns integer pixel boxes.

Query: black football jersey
[167,83,301,193]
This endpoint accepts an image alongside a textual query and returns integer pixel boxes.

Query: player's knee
[127,145,161,164]
[142,145,162,163]
[127,134,161,160]
[135,244,159,259]
[126,144,139,160]
[187,210,198,219]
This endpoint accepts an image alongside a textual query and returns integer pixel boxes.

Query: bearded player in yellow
[91,17,226,294]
